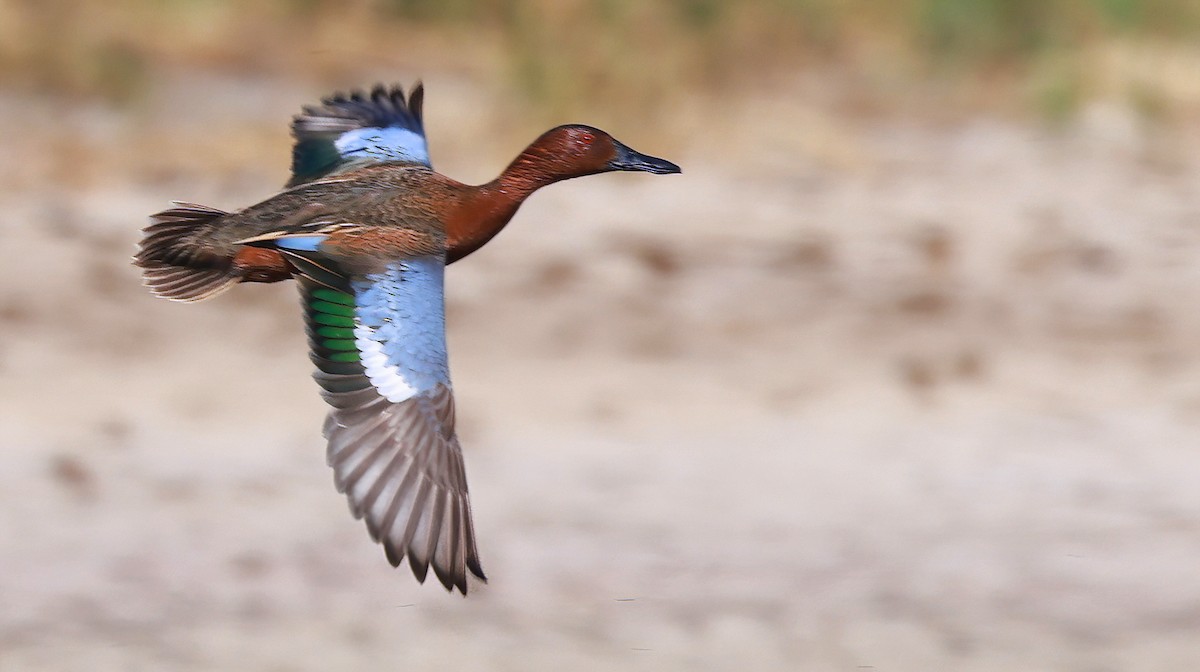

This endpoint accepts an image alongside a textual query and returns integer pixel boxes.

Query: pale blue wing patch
[352,256,449,403]
[335,127,429,166]
[272,234,328,252]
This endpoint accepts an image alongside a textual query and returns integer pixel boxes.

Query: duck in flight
[134,83,680,594]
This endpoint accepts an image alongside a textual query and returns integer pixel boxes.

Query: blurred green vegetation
[1,0,1199,120]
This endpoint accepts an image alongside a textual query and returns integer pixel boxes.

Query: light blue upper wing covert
[350,257,450,403]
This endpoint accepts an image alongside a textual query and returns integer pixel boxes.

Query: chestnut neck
[446,144,598,264]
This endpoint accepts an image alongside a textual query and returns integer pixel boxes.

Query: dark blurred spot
[241,477,282,499]
[344,621,377,646]
[98,417,133,445]
[86,259,126,298]
[589,398,621,424]
[1077,244,1118,274]
[627,325,679,358]
[0,299,33,324]
[92,231,129,255]
[623,237,681,279]
[49,453,98,501]
[915,225,954,271]
[776,237,835,271]
[896,290,952,317]
[43,199,79,238]
[1125,304,1165,339]
[1012,246,1054,275]
[230,552,271,579]
[899,357,935,392]
[1014,236,1121,277]
[943,630,976,655]
[154,478,200,503]
[445,298,468,324]
[767,384,813,412]
[1143,348,1183,374]
[547,317,586,351]
[236,594,274,622]
[721,318,756,338]
[534,258,579,291]
[954,350,985,381]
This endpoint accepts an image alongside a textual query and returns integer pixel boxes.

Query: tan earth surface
[3,73,1200,671]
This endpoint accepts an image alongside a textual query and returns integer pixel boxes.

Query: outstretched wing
[255,236,484,593]
[288,83,431,187]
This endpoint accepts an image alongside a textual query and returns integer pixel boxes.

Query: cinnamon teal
[134,83,680,594]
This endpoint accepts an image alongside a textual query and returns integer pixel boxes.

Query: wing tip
[385,539,478,595]
[288,81,430,184]
[294,81,426,136]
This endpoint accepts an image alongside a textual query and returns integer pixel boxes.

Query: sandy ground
[3,74,1200,671]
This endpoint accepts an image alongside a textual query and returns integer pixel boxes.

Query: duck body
[139,163,487,300]
[134,83,679,594]
[172,165,457,281]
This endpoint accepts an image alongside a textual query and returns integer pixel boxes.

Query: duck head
[511,124,681,184]
[455,123,681,264]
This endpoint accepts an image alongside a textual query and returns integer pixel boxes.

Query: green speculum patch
[314,325,355,339]
[311,287,355,305]
[312,312,354,327]
[309,289,360,362]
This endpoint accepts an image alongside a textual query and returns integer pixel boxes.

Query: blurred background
[3,1,1200,670]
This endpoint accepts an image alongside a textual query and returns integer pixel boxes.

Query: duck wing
[242,231,484,594]
[288,83,431,187]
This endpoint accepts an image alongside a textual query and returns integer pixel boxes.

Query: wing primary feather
[399,478,434,582]
[338,434,395,510]
[424,491,450,589]
[447,496,466,593]
[361,451,413,541]
[408,83,425,132]
[327,412,392,477]
[378,450,428,562]
[462,491,486,582]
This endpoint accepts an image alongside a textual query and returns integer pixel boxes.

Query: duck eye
[577,132,595,147]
